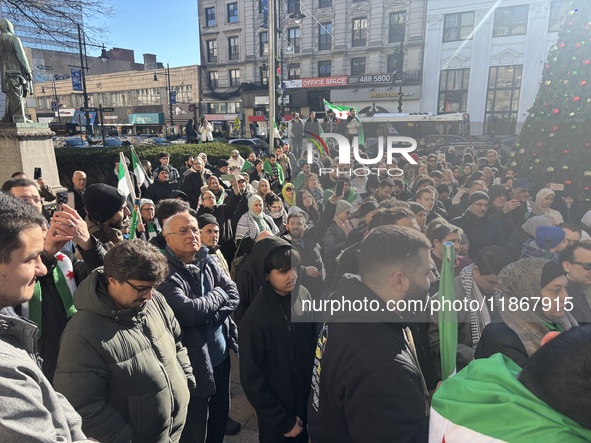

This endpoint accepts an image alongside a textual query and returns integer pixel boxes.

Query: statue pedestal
[0,122,62,188]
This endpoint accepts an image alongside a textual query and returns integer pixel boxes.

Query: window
[288,28,300,53]
[208,71,219,88]
[260,65,269,85]
[228,36,239,60]
[287,0,296,14]
[259,0,268,14]
[206,40,217,63]
[318,60,331,77]
[438,69,470,113]
[548,1,569,32]
[493,5,528,37]
[319,22,332,50]
[443,11,474,42]
[288,63,301,79]
[351,57,365,75]
[259,32,269,57]
[484,65,523,134]
[205,7,216,27]
[352,18,367,47]
[387,51,403,77]
[319,0,332,7]
[229,69,241,87]
[227,2,238,24]
[389,12,405,43]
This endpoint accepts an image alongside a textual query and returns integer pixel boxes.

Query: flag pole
[439,241,458,381]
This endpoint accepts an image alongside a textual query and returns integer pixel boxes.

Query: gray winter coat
[0,309,90,442]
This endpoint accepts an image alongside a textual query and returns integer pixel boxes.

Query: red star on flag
[56,253,65,261]
[66,270,75,280]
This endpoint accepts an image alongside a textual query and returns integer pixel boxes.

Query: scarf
[497,257,577,357]
[24,252,77,338]
[460,264,492,349]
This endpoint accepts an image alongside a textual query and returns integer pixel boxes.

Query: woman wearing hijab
[475,257,577,368]
[228,149,245,175]
[505,215,555,260]
[281,182,297,210]
[235,194,279,243]
[534,188,564,224]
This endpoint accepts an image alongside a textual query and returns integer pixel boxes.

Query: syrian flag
[323,99,354,120]
[117,151,136,201]
[130,146,148,191]
[438,242,458,381]
[430,354,591,442]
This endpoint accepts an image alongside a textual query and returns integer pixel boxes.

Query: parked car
[56,137,89,148]
[228,137,269,155]
[151,137,172,146]
[91,137,123,148]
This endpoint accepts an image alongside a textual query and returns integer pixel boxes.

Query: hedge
[55,142,252,189]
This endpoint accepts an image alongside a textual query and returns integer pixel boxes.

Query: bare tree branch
[2,0,114,48]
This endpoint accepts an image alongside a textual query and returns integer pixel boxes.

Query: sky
[88,0,201,68]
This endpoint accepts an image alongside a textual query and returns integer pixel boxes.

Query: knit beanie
[198,213,218,229]
[84,184,126,223]
[140,198,154,210]
[468,191,490,206]
[488,185,508,202]
[540,260,566,289]
[408,202,425,214]
[535,225,565,250]
[336,200,352,216]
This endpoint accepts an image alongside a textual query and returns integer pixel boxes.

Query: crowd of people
[2,134,591,443]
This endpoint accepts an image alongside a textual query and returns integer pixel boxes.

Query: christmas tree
[512,0,591,202]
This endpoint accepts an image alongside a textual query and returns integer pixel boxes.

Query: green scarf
[30,261,76,339]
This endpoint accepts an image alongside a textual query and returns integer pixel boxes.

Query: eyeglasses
[203,196,215,200]
[285,187,294,192]
[571,261,591,271]
[168,227,200,237]
[141,207,155,212]
[18,196,44,204]
[125,280,156,297]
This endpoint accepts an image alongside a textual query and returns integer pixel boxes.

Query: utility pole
[268,0,276,143]
[77,24,92,136]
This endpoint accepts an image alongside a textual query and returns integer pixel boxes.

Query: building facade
[422,0,569,135]
[198,0,428,133]
[34,61,200,136]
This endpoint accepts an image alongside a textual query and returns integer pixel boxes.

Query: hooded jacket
[0,310,90,443]
[307,275,430,443]
[239,237,316,442]
[53,269,194,443]
[158,246,239,397]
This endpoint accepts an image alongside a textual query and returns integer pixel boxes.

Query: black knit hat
[540,260,566,289]
[83,184,126,223]
[198,213,218,229]
[468,191,490,206]
[487,185,508,202]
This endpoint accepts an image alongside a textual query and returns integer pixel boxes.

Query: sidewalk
[225,352,259,443]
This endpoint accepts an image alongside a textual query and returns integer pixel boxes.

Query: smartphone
[56,191,74,211]
[549,183,565,191]
[221,173,235,182]
[335,180,346,198]
[34,167,42,180]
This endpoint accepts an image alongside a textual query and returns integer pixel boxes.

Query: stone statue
[0,18,33,123]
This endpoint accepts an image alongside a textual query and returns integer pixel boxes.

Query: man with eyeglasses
[54,240,195,442]
[159,212,239,443]
[450,191,506,258]
[2,178,105,382]
[560,242,591,324]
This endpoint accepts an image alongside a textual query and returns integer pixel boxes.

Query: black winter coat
[239,237,316,442]
[450,212,506,258]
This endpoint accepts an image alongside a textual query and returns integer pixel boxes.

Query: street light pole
[77,24,92,136]
[51,76,62,123]
[167,63,175,137]
[268,0,276,143]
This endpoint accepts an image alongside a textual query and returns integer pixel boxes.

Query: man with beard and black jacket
[281,192,340,299]
[308,226,433,443]
[450,191,506,259]
[145,166,179,205]
[239,237,315,442]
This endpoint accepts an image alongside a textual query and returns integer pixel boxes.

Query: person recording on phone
[11,169,56,203]
[1,178,106,382]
